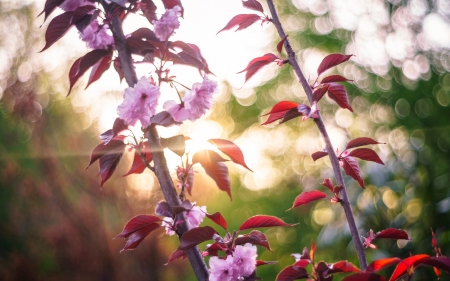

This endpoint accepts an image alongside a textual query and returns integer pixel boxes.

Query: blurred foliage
[1,0,450,281]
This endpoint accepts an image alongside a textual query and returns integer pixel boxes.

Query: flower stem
[265,0,368,271]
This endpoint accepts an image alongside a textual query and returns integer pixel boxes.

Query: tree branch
[109,14,209,281]
[265,0,367,270]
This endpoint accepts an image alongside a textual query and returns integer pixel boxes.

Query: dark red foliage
[140,0,158,23]
[115,215,161,252]
[178,226,218,251]
[208,138,252,171]
[217,14,262,34]
[288,190,327,210]
[235,230,271,251]
[205,212,228,230]
[321,75,352,84]
[238,53,279,84]
[341,156,364,188]
[345,137,385,150]
[317,54,353,76]
[123,149,152,176]
[349,148,384,165]
[242,0,264,13]
[327,83,353,112]
[313,85,329,103]
[342,273,386,281]
[375,229,410,240]
[86,52,113,88]
[365,258,401,272]
[261,101,300,125]
[165,249,187,265]
[389,254,430,281]
[39,0,65,22]
[311,151,329,161]
[239,215,296,231]
[277,35,288,54]
[276,265,308,281]
[162,0,184,15]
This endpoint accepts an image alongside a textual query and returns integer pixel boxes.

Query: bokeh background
[1,0,450,280]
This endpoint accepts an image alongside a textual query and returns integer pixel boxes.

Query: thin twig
[265,0,367,270]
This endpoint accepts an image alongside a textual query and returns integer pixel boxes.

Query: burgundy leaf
[40,11,75,52]
[86,51,112,88]
[123,150,152,176]
[296,104,311,116]
[186,43,214,75]
[68,49,110,94]
[203,242,228,257]
[261,101,299,125]
[72,5,97,22]
[327,83,353,111]
[341,156,364,188]
[321,75,352,84]
[317,54,353,76]
[375,229,410,240]
[205,212,228,230]
[208,139,252,171]
[155,201,174,217]
[256,260,278,267]
[276,265,308,281]
[150,111,180,127]
[165,249,187,265]
[203,161,231,199]
[112,118,127,136]
[389,254,429,281]
[277,35,288,54]
[38,0,65,22]
[162,0,183,16]
[99,147,124,187]
[174,51,207,72]
[342,273,386,281]
[179,226,218,251]
[280,108,303,124]
[242,0,264,13]
[120,223,160,252]
[238,53,278,84]
[160,135,186,157]
[345,137,385,150]
[349,148,384,165]
[217,14,262,34]
[140,0,158,23]
[321,178,334,192]
[419,257,450,273]
[87,137,126,168]
[75,10,100,34]
[115,215,161,238]
[131,28,163,47]
[328,261,361,274]
[293,260,310,268]
[313,85,329,103]
[288,191,327,210]
[235,230,271,252]
[311,151,328,161]
[192,149,228,164]
[239,215,296,231]
[365,258,401,272]
[126,37,156,56]
[171,200,194,216]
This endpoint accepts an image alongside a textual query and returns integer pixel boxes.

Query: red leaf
[162,0,183,16]
[123,150,153,176]
[327,83,353,111]
[192,149,228,164]
[40,11,75,52]
[321,75,352,84]
[345,137,385,150]
[239,215,296,231]
[86,51,112,88]
[328,261,361,274]
[321,178,334,192]
[389,254,429,281]
[140,0,158,23]
[120,223,160,252]
[217,14,262,34]
[204,161,231,199]
[261,101,299,125]
[277,35,288,54]
[235,230,272,251]
[87,137,126,168]
[280,108,303,124]
[365,258,401,272]
[115,215,161,239]
[205,212,228,230]
[341,156,364,188]
[288,191,327,210]
[99,147,124,187]
[342,273,386,281]
[38,0,65,22]
[276,265,308,281]
[208,139,252,171]
[348,148,384,165]
[126,37,156,56]
[68,49,110,95]
[170,41,211,74]
[256,260,278,266]
[311,151,328,161]
[175,51,207,72]
[419,257,450,273]
[317,54,353,76]
[313,85,329,103]
[242,0,264,13]
[165,249,187,265]
[238,53,278,84]
[150,111,180,127]
[179,226,218,251]
[375,229,410,240]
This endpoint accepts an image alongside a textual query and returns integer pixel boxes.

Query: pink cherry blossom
[232,243,257,278]
[80,20,114,50]
[153,6,182,41]
[209,255,235,281]
[185,206,206,228]
[117,76,160,128]
[60,0,94,12]
[163,76,217,122]
[161,218,175,236]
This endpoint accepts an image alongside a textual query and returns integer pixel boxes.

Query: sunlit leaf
[161,135,185,157]
[341,156,364,188]
[261,101,299,125]
[375,229,410,240]
[238,53,279,84]
[38,0,65,22]
[349,148,384,165]
[345,137,385,150]
[389,254,429,281]
[328,261,361,274]
[86,51,112,89]
[313,85,329,103]
[342,273,386,281]
[217,14,262,34]
[140,0,158,23]
[327,83,353,111]
[317,54,353,76]
[205,212,228,230]
[242,0,264,13]
[165,249,187,265]
[320,75,352,84]
[277,35,288,54]
[365,258,401,272]
[239,215,296,231]
[208,139,252,171]
[288,191,327,210]
[123,149,152,176]
[115,215,161,239]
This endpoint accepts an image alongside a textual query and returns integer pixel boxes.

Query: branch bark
[109,13,209,281]
[266,0,368,271]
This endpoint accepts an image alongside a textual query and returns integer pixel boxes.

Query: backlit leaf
[342,273,386,281]
[165,249,187,265]
[179,226,218,251]
[276,266,308,281]
[238,53,278,84]
[328,261,361,274]
[346,137,385,150]
[366,258,401,272]
[40,11,74,52]
[203,161,231,199]
[99,147,124,187]
[375,229,410,240]
[115,215,161,239]
[161,135,186,157]
[205,212,228,230]
[120,223,160,252]
[208,139,251,171]
[87,137,126,168]
[349,148,384,165]
[192,149,228,164]
[321,75,352,84]
[235,230,271,252]
[38,0,65,22]
[86,51,112,89]
[313,85,329,103]
[261,101,299,125]
[327,83,353,111]
[150,111,180,127]
[217,14,262,34]
[242,0,264,13]
[341,156,364,188]
[317,54,353,76]
[389,254,429,281]
[239,215,296,231]
[123,149,152,176]
[288,191,327,210]
[420,257,450,273]
[140,0,158,23]
[256,260,278,266]
[162,0,183,16]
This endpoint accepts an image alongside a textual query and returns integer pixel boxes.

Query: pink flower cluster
[162,205,207,236]
[117,76,160,128]
[153,6,182,41]
[209,243,257,281]
[80,20,114,50]
[59,0,94,11]
[164,76,217,122]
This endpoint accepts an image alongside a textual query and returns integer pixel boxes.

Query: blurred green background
[1,0,450,280]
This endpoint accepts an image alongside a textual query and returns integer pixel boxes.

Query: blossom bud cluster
[209,243,257,281]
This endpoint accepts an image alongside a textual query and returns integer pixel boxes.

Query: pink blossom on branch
[163,76,218,122]
[117,76,160,128]
[185,205,206,228]
[209,255,235,281]
[153,6,182,41]
[233,243,257,278]
[59,0,94,11]
[80,20,114,50]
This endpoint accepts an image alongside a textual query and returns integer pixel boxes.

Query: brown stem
[109,14,209,281]
[265,0,367,270]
